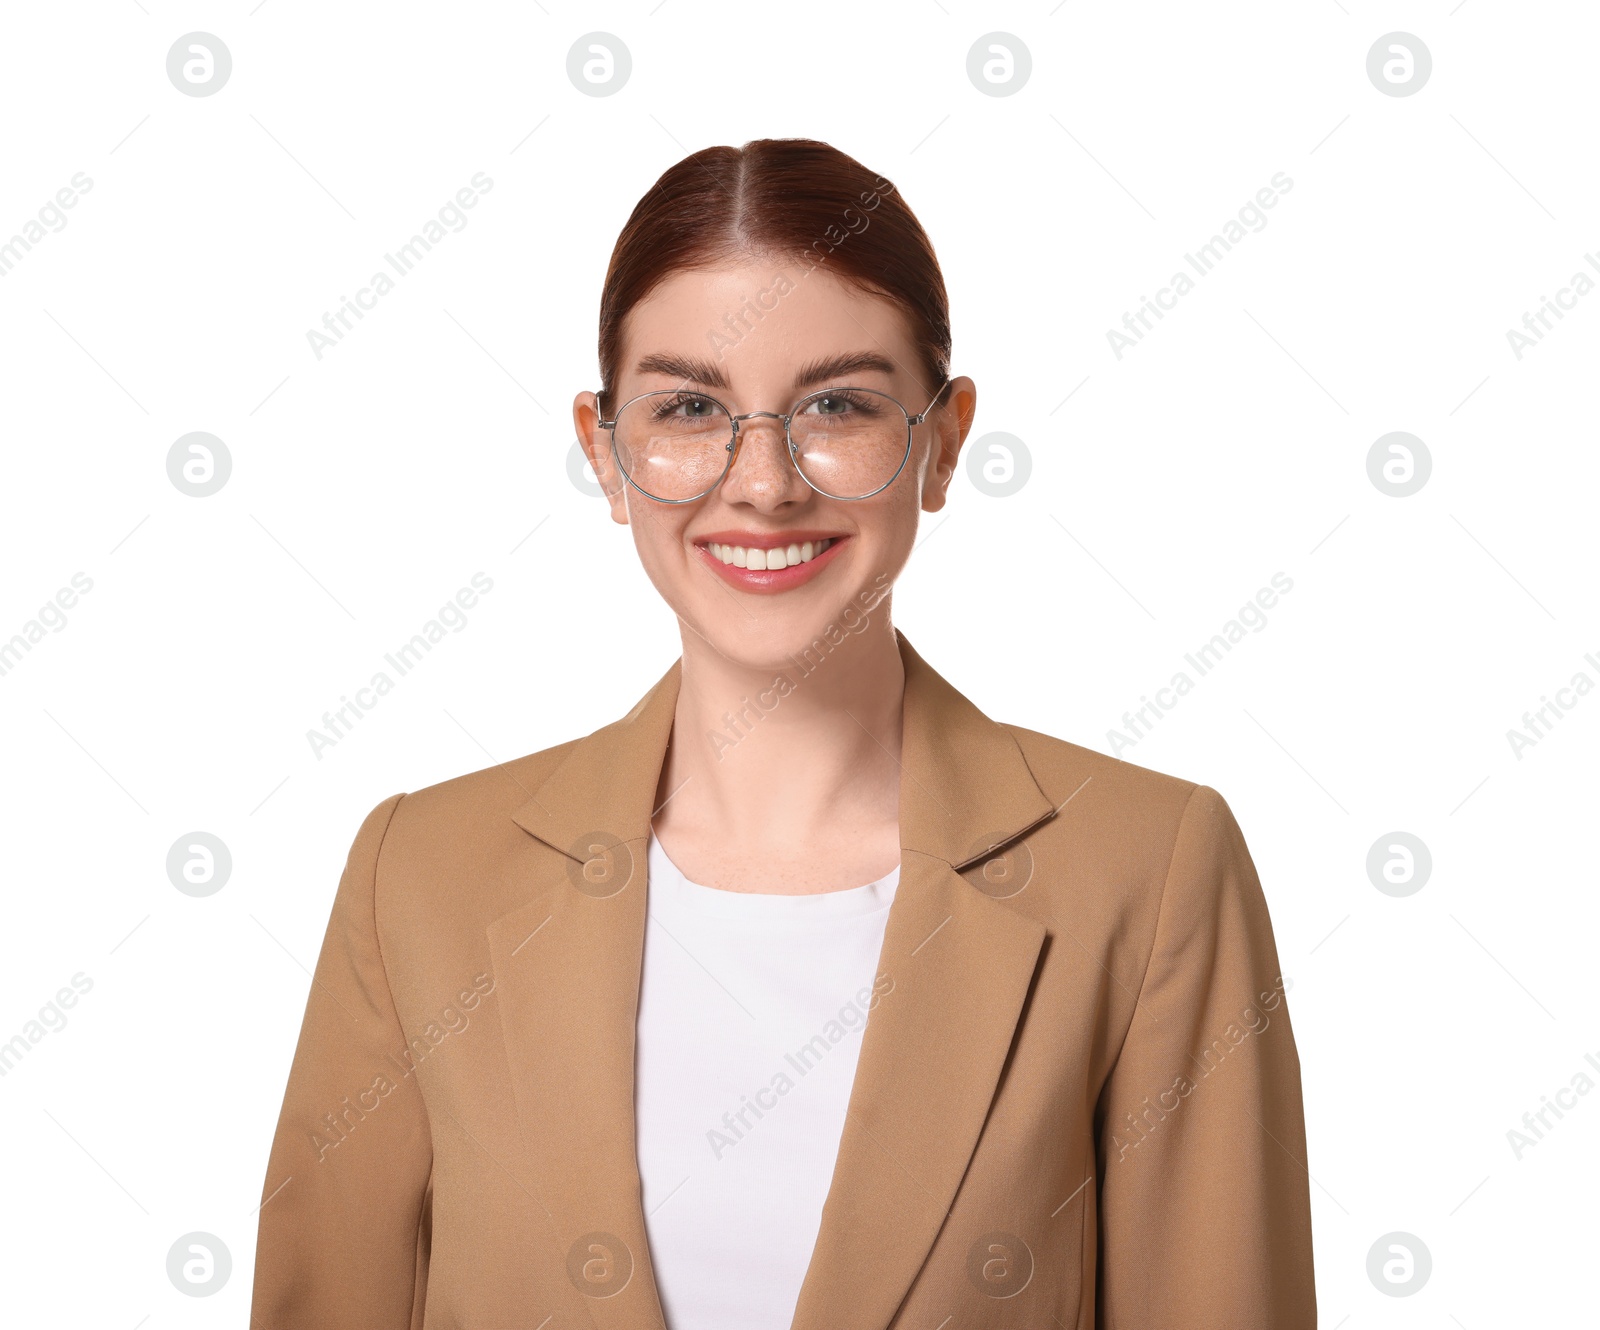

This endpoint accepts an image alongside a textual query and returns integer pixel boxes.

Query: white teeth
[707,537,833,569]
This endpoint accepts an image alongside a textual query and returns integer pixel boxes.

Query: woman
[251,138,1317,1329]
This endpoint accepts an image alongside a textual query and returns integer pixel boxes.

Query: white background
[1,2,1595,1325]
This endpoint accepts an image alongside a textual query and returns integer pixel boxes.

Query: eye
[650,393,719,421]
[802,390,880,418]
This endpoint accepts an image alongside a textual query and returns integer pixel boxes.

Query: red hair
[596,138,952,414]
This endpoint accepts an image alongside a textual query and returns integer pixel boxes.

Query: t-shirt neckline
[646,832,900,921]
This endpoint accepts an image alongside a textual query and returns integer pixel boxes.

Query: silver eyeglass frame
[594,376,952,504]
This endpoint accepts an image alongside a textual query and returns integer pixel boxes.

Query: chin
[707,587,893,672]
[704,619,839,674]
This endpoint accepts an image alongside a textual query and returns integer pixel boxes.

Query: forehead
[618,260,918,387]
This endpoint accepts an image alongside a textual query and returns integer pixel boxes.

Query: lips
[692,532,850,594]
[703,536,834,571]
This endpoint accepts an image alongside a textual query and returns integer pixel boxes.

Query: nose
[718,414,811,506]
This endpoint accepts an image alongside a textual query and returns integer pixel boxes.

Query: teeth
[707,537,833,570]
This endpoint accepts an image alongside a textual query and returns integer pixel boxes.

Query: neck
[655,612,906,859]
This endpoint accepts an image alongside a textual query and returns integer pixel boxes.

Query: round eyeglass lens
[612,392,734,501]
[789,388,911,499]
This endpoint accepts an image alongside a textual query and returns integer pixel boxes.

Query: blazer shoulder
[1000,720,1205,824]
[379,732,587,847]
[995,724,1250,952]
[356,732,596,937]
[996,721,1258,888]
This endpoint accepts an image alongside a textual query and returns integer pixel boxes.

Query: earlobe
[921,429,959,515]
[596,458,631,526]
[573,391,632,525]
[921,377,972,513]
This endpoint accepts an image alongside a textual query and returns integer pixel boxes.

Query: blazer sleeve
[1094,784,1316,1329]
[250,793,435,1330]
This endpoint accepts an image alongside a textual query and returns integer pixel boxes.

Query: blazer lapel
[787,633,1055,1330]
[487,654,680,1330]
[787,856,1047,1330]
[489,628,1058,1330]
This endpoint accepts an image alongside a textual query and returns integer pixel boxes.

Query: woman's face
[574,259,974,672]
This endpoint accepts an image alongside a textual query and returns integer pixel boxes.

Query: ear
[921,376,976,514]
[574,390,630,526]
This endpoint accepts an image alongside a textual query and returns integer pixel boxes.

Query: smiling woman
[251,137,1318,1330]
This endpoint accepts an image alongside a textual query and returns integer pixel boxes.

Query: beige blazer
[250,628,1316,1329]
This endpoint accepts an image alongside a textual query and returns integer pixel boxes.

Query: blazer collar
[488,628,1058,1330]
[509,627,1057,869]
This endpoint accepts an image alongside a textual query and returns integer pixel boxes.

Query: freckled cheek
[853,498,919,560]
[629,538,704,619]
[629,522,693,584]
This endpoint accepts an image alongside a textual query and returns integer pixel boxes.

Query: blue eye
[804,391,882,419]
[649,394,719,422]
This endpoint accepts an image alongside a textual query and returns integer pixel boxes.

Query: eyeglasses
[595,376,951,504]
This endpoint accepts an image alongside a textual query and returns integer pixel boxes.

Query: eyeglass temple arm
[909,375,952,425]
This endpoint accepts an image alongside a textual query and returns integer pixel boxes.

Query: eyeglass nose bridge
[728,408,794,442]
[723,409,803,468]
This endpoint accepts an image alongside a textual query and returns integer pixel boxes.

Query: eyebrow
[631,350,901,396]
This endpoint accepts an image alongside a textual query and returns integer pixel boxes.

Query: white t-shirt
[634,831,900,1330]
